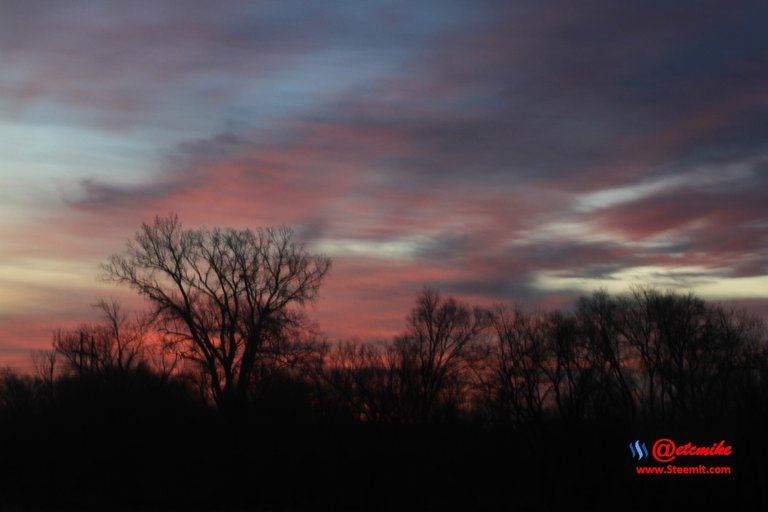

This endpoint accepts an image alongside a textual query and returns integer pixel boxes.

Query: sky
[2,0,768,368]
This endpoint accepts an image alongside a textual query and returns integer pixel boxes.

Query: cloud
[533,265,768,300]
[2,0,768,363]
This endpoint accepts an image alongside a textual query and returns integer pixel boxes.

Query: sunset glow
[2,0,768,369]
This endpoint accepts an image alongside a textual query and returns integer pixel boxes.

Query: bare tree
[101,214,331,411]
[53,299,149,379]
[617,287,767,423]
[321,341,401,422]
[390,288,490,422]
[541,310,596,426]
[576,290,637,424]
[488,306,551,429]
[31,349,58,402]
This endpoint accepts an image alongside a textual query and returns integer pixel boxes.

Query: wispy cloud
[2,0,768,358]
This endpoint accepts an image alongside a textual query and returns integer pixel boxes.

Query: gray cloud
[5,0,768,350]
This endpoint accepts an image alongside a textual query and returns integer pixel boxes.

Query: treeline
[1,287,766,510]
[1,216,766,510]
[324,287,768,430]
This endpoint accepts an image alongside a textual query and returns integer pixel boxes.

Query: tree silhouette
[487,305,551,429]
[540,310,593,427]
[31,348,58,404]
[101,214,331,411]
[53,299,150,380]
[390,288,490,422]
[3,280,768,511]
[617,286,767,425]
[323,341,401,422]
[575,290,637,425]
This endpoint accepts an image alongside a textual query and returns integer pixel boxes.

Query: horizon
[3,0,768,370]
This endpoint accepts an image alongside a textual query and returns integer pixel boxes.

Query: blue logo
[629,440,649,460]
